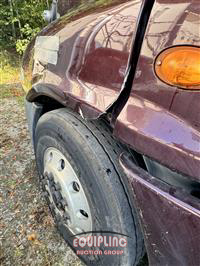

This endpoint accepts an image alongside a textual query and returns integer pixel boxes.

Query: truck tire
[34,108,144,266]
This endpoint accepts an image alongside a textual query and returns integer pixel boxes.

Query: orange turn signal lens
[155,46,200,90]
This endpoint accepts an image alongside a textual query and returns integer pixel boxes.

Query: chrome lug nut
[54,182,61,191]
[60,198,68,208]
[48,173,54,182]
[63,212,70,220]
[51,186,56,193]
[42,179,48,186]
[56,213,62,223]
[43,172,49,178]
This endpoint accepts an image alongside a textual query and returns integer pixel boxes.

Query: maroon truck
[22,0,200,265]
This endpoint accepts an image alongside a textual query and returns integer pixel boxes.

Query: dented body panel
[120,153,200,266]
[22,1,200,265]
[23,1,200,179]
[23,1,142,117]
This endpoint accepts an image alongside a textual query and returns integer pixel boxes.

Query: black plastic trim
[106,0,155,124]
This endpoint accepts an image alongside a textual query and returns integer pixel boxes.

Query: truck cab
[22,1,200,265]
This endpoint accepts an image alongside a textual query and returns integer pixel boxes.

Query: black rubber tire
[35,108,144,266]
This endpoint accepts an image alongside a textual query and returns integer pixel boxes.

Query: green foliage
[0,50,20,83]
[16,23,40,54]
[0,0,48,54]
[0,0,123,86]
[0,0,123,55]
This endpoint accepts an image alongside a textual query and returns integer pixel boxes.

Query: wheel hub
[41,148,92,235]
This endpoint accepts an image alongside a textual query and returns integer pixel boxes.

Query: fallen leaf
[15,209,20,214]
[0,223,5,229]
[27,233,37,241]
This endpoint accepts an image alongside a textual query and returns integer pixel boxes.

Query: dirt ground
[0,84,83,266]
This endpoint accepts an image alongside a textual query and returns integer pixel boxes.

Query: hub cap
[42,147,92,235]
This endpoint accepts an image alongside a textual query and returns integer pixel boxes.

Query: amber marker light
[154,46,200,90]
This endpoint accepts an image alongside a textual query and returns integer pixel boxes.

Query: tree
[0,0,119,54]
[0,0,48,53]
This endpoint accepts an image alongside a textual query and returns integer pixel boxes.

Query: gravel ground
[0,85,83,266]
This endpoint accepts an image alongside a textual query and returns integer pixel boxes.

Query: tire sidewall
[35,111,140,265]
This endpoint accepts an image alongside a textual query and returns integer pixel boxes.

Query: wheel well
[34,95,64,114]
[30,95,146,169]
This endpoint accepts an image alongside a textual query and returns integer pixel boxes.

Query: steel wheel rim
[43,147,92,235]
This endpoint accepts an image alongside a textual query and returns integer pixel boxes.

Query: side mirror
[43,0,60,23]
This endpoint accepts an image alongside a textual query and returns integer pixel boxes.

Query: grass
[0,50,21,85]
[0,49,23,101]
[16,95,25,107]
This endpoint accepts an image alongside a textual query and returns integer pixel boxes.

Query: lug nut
[60,198,68,208]
[52,191,62,208]
[63,212,70,220]
[48,173,54,182]
[55,183,61,191]
[57,202,62,209]
[55,213,62,222]
[42,179,48,186]
[54,191,62,200]
[44,172,49,178]
[51,186,56,193]
[49,203,55,210]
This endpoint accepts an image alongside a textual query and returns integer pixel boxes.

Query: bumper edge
[120,153,200,266]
